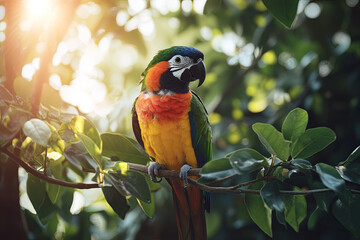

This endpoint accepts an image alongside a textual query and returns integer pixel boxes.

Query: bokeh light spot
[232,109,244,120]
[193,0,206,14]
[304,2,321,19]
[0,32,5,42]
[209,113,222,125]
[0,21,6,31]
[228,132,241,144]
[255,15,266,27]
[128,0,147,15]
[248,98,267,113]
[182,0,192,14]
[116,10,129,26]
[200,27,212,40]
[346,0,359,7]
[0,6,5,21]
[168,17,180,29]
[21,64,36,81]
[230,0,247,10]
[262,50,277,65]
[49,74,62,90]
[254,1,267,11]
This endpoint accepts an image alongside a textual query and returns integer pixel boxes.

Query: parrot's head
[141,46,206,93]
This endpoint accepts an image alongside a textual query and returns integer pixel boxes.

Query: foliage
[1,0,360,239]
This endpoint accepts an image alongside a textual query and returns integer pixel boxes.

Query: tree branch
[2,148,99,189]
[3,149,360,195]
[126,163,360,195]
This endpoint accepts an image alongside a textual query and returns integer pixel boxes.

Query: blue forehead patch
[167,46,204,61]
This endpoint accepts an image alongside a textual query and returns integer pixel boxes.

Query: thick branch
[3,150,360,195]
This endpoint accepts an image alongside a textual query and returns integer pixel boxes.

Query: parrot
[132,46,212,240]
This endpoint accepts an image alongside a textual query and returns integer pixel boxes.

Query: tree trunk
[0,160,27,239]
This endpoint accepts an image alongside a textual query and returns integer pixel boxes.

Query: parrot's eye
[169,55,192,68]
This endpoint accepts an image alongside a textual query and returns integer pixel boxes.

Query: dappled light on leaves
[1,0,360,239]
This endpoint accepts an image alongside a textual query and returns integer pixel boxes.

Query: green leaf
[105,169,151,203]
[64,141,98,170]
[260,181,285,225]
[102,186,130,219]
[315,163,351,204]
[137,193,155,218]
[70,116,101,148]
[262,0,299,28]
[36,194,57,225]
[43,214,59,236]
[332,197,360,237]
[22,118,52,146]
[203,0,224,14]
[46,183,60,204]
[27,174,46,211]
[283,187,307,232]
[315,163,346,194]
[46,123,65,154]
[291,159,312,169]
[229,148,268,174]
[339,145,360,165]
[336,163,360,184]
[311,182,335,212]
[78,134,102,168]
[45,160,63,204]
[198,158,236,184]
[282,108,308,142]
[272,167,289,181]
[245,181,272,237]
[252,123,290,161]
[307,207,325,230]
[101,133,148,164]
[291,127,336,159]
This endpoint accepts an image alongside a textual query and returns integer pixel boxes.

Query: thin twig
[265,154,276,176]
[44,148,48,177]
[207,173,239,186]
[230,175,269,190]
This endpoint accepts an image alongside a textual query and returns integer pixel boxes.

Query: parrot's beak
[180,60,206,87]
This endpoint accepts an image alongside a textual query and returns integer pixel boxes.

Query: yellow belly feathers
[139,114,197,170]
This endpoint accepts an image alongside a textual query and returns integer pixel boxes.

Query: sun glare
[24,0,54,20]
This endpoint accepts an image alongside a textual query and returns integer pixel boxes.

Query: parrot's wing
[189,91,212,213]
[189,91,212,168]
[132,97,144,148]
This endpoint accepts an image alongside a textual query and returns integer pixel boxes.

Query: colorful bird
[132,46,212,240]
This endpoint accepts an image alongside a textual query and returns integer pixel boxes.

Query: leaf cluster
[197,108,360,237]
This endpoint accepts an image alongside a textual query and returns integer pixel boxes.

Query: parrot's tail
[169,179,207,240]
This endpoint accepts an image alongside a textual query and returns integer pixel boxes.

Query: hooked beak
[180,60,206,87]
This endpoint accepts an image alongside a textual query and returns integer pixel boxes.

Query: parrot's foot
[180,164,193,188]
[148,162,166,183]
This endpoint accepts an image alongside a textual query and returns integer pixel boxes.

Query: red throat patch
[145,61,169,92]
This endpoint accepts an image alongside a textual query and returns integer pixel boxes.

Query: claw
[148,162,166,183]
[180,164,193,188]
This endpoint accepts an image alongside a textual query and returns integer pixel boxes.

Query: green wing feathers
[189,91,212,168]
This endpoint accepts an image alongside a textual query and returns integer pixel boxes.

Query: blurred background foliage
[1,0,360,239]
